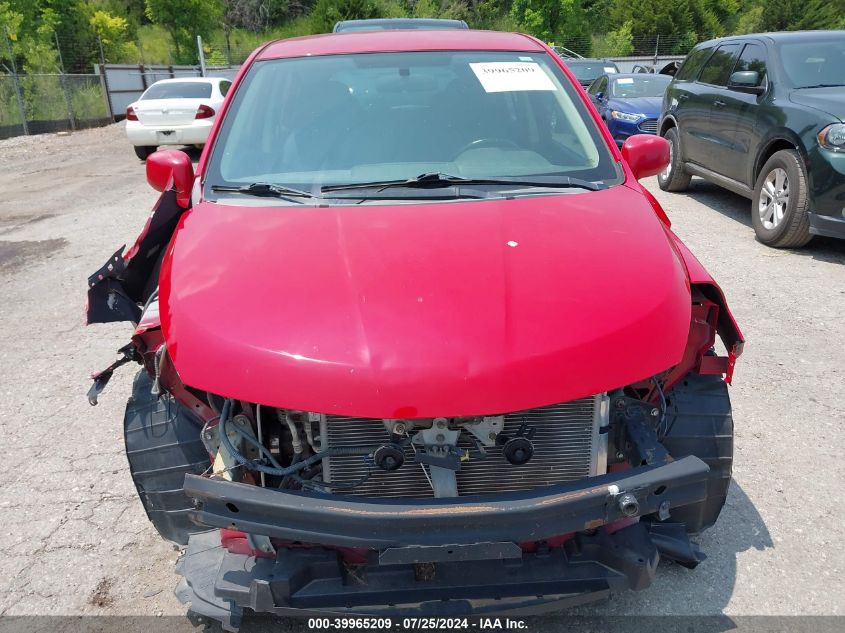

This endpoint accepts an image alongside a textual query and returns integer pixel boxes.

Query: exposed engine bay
[199,394,609,499]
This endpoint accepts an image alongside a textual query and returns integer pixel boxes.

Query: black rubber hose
[216,399,376,477]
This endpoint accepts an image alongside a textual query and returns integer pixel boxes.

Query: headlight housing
[818,123,845,150]
[610,110,642,122]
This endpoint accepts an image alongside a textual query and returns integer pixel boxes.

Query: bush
[71,82,108,120]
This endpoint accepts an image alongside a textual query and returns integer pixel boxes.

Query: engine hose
[216,399,377,478]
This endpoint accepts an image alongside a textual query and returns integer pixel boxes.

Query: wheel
[657,127,691,192]
[658,373,733,534]
[133,145,157,161]
[752,150,812,248]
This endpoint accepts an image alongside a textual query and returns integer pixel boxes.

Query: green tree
[757,0,845,31]
[144,0,222,63]
[592,19,633,56]
[311,0,381,33]
[90,10,131,62]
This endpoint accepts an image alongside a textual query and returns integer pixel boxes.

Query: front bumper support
[177,522,662,628]
[184,455,709,549]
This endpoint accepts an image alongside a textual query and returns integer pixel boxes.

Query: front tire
[657,127,691,192]
[658,374,733,534]
[752,150,812,248]
[133,145,157,161]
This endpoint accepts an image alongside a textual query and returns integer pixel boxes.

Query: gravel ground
[0,124,843,630]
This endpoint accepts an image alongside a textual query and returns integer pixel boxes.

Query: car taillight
[125,106,138,121]
[195,104,215,119]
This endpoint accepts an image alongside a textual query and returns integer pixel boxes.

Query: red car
[87,29,744,628]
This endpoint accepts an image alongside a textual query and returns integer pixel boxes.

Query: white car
[125,77,231,161]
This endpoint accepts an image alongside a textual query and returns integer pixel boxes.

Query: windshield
[567,62,617,81]
[141,82,212,99]
[205,51,618,200]
[779,38,845,88]
[611,75,671,98]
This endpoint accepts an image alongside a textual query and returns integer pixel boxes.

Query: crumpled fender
[86,188,185,325]
[665,228,744,383]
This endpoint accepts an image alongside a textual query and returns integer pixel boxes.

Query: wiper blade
[211,182,317,199]
[797,84,844,89]
[321,172,605,193]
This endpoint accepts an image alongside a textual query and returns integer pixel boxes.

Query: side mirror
[728,71,764,95]
[596,91,605,101]
[146,149,194,208]
[621,134,670,180]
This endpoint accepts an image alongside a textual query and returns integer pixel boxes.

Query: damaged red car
[87,30,744,629]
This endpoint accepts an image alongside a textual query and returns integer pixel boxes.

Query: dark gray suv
[658,31,845,248]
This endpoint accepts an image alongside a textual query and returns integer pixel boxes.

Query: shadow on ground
[681,179,845,264]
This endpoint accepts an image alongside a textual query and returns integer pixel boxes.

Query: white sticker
[605,67,617,73]
[518,56,533,61]
[469,62,556,93]
[617,78,634,84]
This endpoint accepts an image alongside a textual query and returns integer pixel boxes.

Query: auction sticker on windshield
[469,62,556,93]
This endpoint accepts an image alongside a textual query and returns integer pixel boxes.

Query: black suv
[658,31,845,247]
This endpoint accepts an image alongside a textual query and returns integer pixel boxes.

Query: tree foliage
[1,0,843,72]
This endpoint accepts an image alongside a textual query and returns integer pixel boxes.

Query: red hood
[160,187,691,418]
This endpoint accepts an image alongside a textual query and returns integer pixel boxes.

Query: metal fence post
[55,32,76,131]
[98,63,114,120]
[3,27,28,135]
[197,35,206,77]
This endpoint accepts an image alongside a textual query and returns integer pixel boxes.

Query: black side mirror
[729,70,765,95]
[596,91,605,101]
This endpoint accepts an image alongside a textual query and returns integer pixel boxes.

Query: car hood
[609,96,664,118]
[160,187,691,418]
[789,87,845,121]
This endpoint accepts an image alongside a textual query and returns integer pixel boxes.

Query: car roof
[696,29,845,48]
[258,30,543,60]
[149,77,226,84]
[333,18,468,32]
[609,73,670,80]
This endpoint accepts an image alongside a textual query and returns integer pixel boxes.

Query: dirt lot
[0,124,843,629]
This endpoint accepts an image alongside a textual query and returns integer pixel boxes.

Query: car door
[713,42,769,184]
[691,43,742,168]
[667,45,716,166]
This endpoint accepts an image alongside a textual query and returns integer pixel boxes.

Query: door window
[588,76,608,96]
[733,43,767,86]
[675,46,714,82]
[698,44,741,86]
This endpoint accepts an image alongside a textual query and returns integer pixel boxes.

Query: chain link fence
[0,73,111,140]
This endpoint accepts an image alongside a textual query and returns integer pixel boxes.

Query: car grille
[638,119,658,134]
[325,395,608,498]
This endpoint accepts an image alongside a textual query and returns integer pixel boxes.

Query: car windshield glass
[779,38,845,88]
[206,51,618,198]
[611,75,671,98]
[568,62,617,80]
[142,82,213,99]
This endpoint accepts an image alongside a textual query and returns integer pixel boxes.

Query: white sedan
[125,77,231,161]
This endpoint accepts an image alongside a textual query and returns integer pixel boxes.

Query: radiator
[325,395,608,498]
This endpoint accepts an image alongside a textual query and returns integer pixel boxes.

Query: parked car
[87,29,743,629]
[659,30,845,247]
[333,18,468,32]
[125,77,231,161]
[565,58,620,87]
[632,60,682,76]
[588,73,672,146]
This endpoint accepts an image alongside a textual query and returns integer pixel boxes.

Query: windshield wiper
[321,172,605,194]
[211,182,317,200]
[797,84,844,89]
